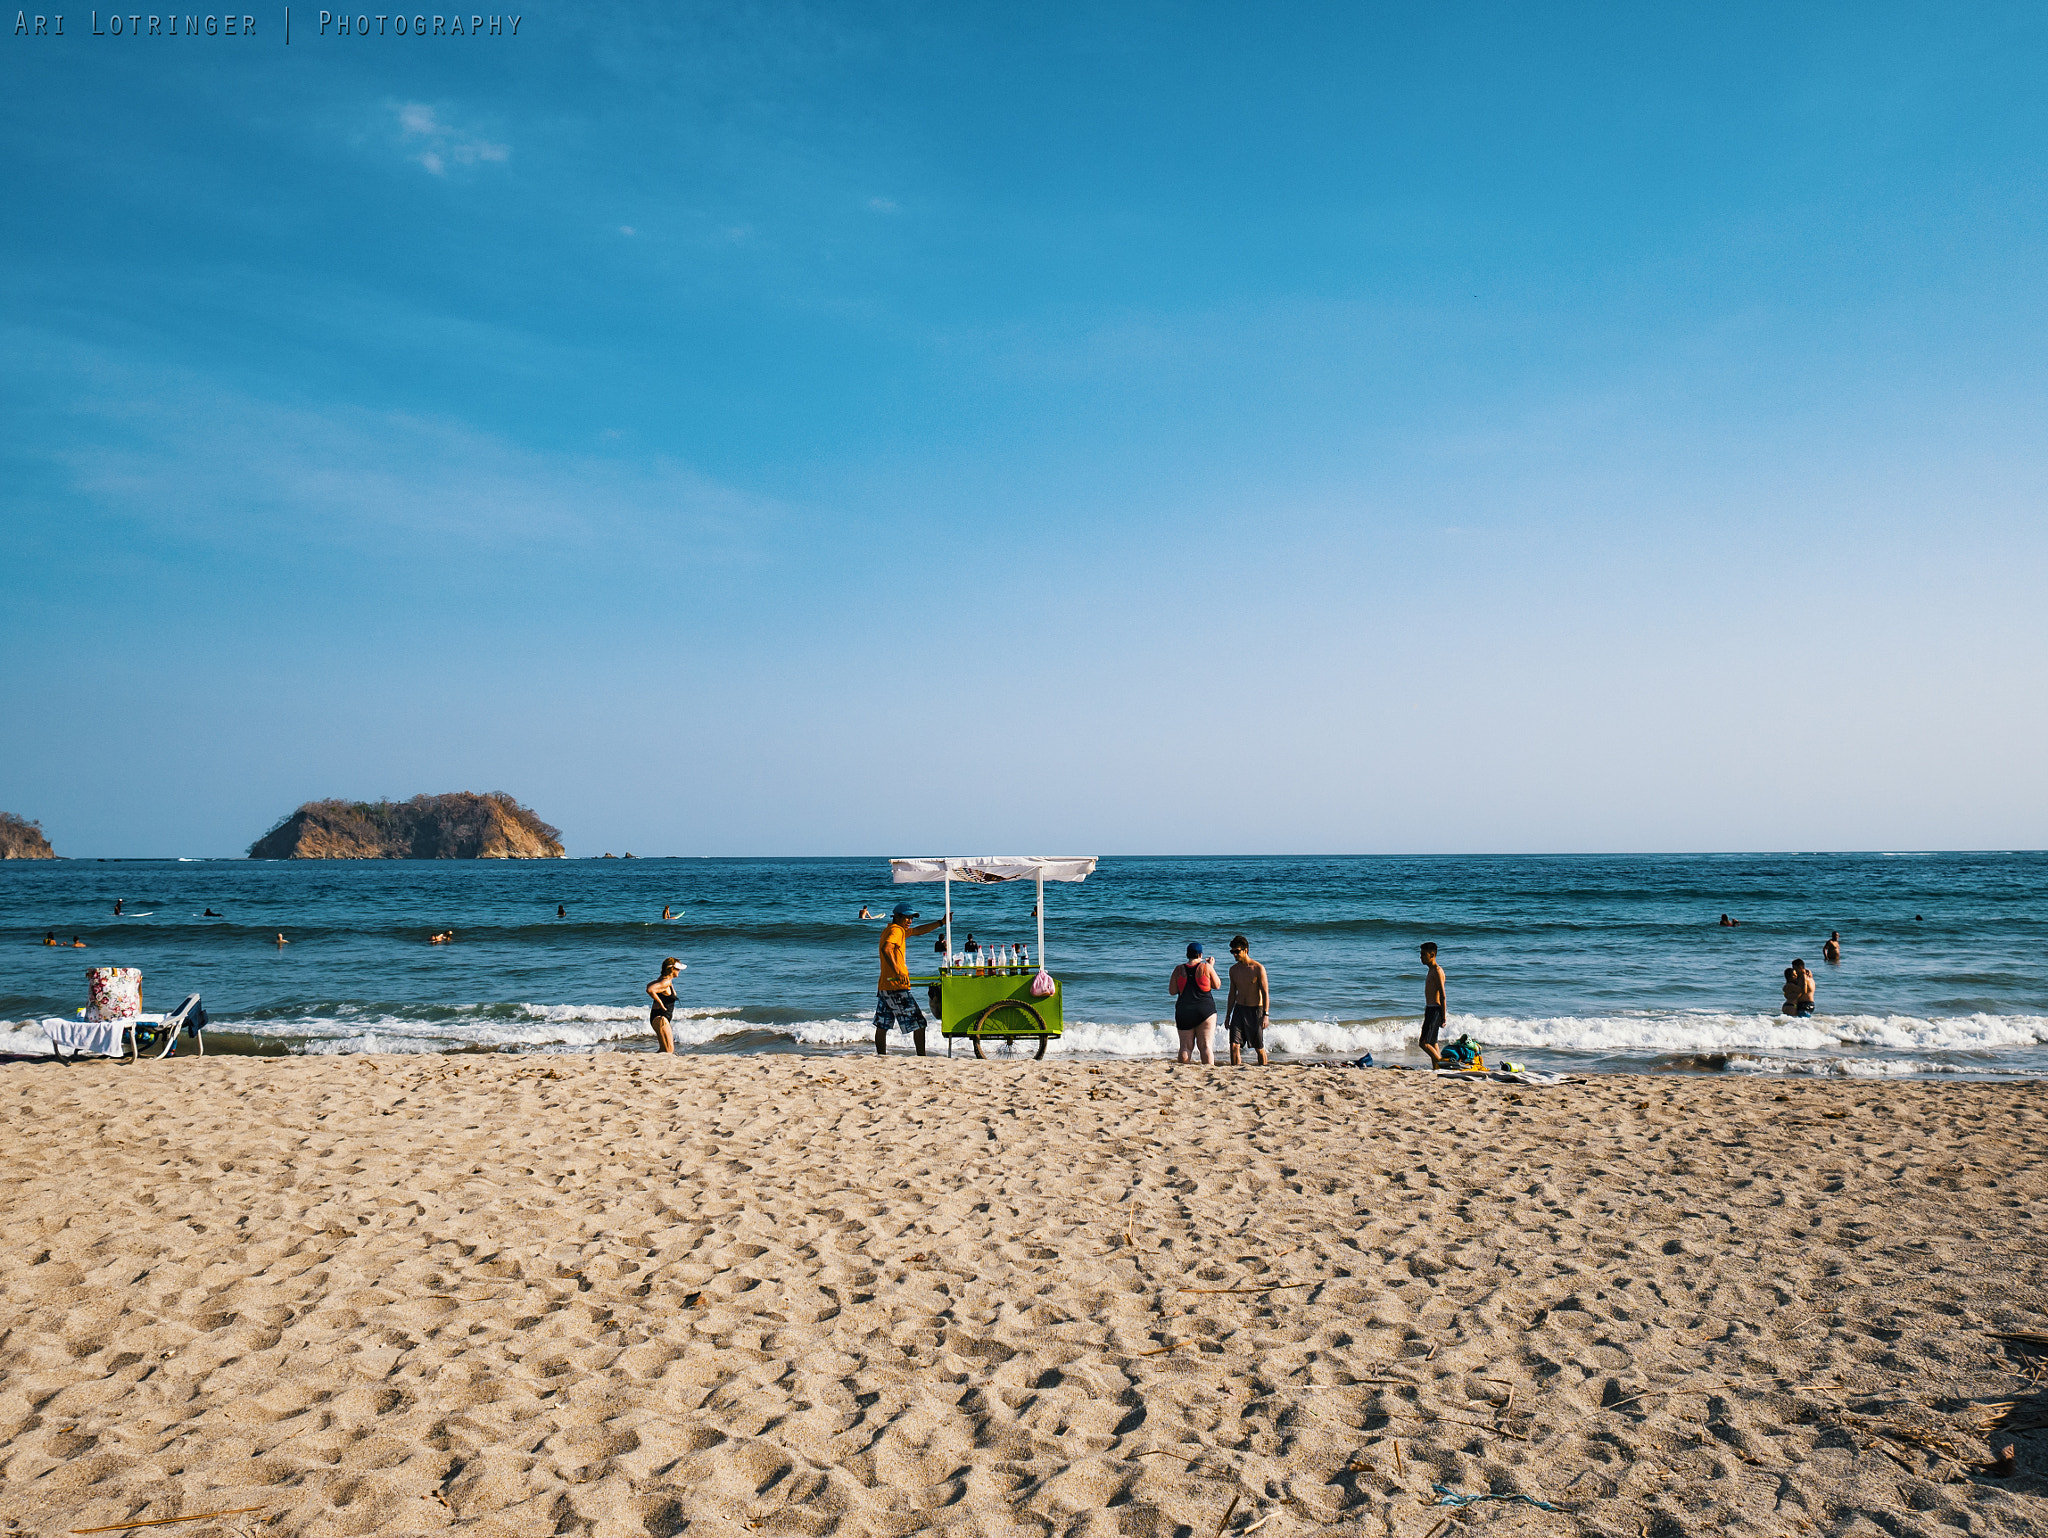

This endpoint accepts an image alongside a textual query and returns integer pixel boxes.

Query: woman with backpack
[1169,942,1220,1065]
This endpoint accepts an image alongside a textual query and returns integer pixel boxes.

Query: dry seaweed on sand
[70,1509,267,1534]
[1431,1482,1560,1511]
[1179,1281,1313,1294]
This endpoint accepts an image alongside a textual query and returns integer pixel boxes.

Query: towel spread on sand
[1427,1066,1576,1086]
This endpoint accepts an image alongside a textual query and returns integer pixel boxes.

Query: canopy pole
[1036,871,1045,968]
[944,870,952,961]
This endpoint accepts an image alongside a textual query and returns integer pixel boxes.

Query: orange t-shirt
[878,922,912,991]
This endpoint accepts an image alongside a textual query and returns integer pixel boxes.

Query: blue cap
[891,902,920,920]
[1186,942,1203,959]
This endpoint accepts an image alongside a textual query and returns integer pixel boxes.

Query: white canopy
[891,856,1097,885]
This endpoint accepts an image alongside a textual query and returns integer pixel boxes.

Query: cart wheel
[968,999,1047,1061]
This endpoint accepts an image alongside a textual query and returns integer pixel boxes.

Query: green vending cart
[888,856,1099,1059]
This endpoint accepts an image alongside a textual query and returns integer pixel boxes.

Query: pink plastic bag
[1031,969,1055,998]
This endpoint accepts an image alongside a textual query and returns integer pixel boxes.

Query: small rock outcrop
[248,792,565,860]
[0,812,56,859]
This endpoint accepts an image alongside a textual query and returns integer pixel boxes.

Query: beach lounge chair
[40,989,206,1063]
[137,994,207,1059]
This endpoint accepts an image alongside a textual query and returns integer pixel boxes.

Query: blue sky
[4,3,2045,856]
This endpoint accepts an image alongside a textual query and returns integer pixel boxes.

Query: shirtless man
[1822,931,1841,964]
[1782,958,1815,1017]
[1226,934,1270,1067]
[1419,942,1449,1066]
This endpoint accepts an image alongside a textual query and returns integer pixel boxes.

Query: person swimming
[558,904,567,919]
[429,930,454,944]
[42,932,56,946]
[1719,913,1740,927]
[1822,930,1841,964]
[70,936,86,948]
[274,932,289,946]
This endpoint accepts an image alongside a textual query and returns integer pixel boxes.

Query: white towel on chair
[42,1017,129,1056]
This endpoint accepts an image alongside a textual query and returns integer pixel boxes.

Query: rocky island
[0,812,56,859]
[248,792,565,859]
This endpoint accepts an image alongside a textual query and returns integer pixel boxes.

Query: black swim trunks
[1227,1005,1265,1049]
[1419,1004,1446,1047]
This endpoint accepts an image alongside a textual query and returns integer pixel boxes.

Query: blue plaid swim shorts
[874,988,928,1035]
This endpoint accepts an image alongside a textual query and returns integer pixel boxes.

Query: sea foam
[6,1004,2043,1073]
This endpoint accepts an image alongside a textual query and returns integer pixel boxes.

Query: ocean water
[3,853,2044,1077]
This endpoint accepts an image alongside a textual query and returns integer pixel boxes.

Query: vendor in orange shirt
[875,901,947,1056]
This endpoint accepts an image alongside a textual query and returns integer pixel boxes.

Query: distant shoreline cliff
[0,812,56,859]
[248,793,566,860]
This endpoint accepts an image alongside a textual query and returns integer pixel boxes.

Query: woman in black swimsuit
[646,956,683,1053]
[1170,943,1219,1066]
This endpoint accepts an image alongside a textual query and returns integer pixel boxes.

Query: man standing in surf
[1419,942,1449,1067]
[1226,934,1270,1067]
[875,902,946,1056]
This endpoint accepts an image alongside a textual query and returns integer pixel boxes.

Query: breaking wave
[5,1003,2043,1075]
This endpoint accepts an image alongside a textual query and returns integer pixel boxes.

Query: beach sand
[1,1055,2043,1538]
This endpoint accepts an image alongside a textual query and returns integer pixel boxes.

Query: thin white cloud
[19,330,781,567]
[393,101,509,176]
[618,225,636,236]
[866,196,898,213]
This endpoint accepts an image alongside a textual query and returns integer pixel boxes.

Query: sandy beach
[1,1056,2042,1538]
